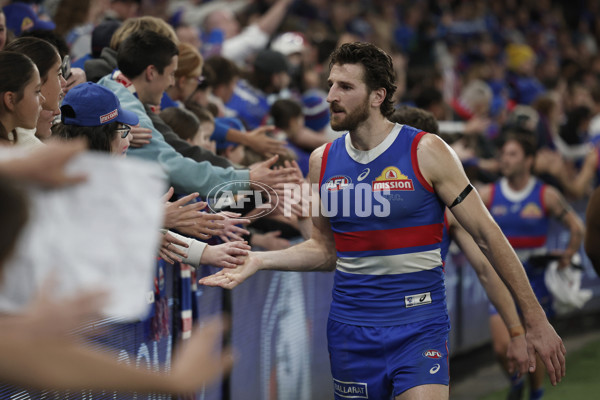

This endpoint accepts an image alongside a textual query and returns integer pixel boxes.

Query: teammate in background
[478,134,584,400]
[389,106,530,376]
[200,42,566,399]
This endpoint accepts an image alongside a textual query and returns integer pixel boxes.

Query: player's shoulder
[309,143,329,165]
[307,143,332,183]
[415,132,447,151]
[540,182,563,204]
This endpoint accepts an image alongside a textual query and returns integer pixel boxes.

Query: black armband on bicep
[449,183,474,209]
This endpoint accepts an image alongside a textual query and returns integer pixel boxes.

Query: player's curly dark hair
[330,42,397,117]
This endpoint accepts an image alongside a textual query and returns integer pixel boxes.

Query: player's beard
[330,96,370,132]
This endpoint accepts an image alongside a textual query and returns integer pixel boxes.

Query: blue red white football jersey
[488,177,549,261]
[440,211,451,264]
[319,124,447,326]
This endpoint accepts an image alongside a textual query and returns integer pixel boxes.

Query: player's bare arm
[416,133,566,385]
[447,211,529,376]
[543,186,584,267]
[199,145,337,289]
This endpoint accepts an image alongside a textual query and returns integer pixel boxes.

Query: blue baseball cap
[61,82,139,127]
[302,90,330,132]
[3,3,55,36]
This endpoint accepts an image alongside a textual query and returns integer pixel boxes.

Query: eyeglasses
[115,125,131,139]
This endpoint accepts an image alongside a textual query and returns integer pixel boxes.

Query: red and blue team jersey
[487,177,554,316]
[488,177,549,261]
[319,124,447,326]
[440,212,451,264]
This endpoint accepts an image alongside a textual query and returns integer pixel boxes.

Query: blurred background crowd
[2,0,600,197]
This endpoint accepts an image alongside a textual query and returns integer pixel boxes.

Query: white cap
[270,32,306,56]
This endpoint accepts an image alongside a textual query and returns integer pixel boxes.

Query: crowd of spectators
[2,0,600,195]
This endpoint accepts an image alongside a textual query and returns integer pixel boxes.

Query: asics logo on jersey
[357,168,370,182]
[430,364,441,374]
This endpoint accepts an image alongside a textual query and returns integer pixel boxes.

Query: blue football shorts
[327,315,450,399]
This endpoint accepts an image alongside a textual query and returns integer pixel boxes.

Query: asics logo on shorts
[430,364,441,374]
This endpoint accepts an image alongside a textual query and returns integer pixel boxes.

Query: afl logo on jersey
[325,175,352,191]
[372,166,414,191]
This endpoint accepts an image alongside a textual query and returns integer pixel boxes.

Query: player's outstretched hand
[198,252,261,289]
[201,241,251,269]
[525,318,566,385]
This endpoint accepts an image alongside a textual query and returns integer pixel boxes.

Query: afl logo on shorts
[422,349,443,359]
[325,175,352,191]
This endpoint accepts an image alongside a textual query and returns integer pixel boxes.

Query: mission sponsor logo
[325,175,352,191]
[422,349,443,359]
[372,167,414,191]
[333,379,368,399]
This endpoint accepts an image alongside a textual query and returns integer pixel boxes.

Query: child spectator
[160,106,216,154]
[214,117,246,165]
[269,98,310,176]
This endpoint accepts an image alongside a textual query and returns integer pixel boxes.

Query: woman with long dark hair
[5,37,67,147]
[0,51,43,145]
